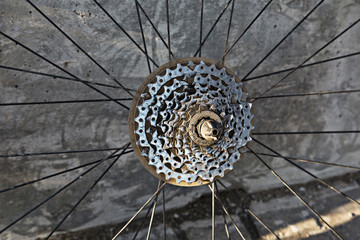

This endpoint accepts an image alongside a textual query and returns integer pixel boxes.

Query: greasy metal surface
[190,111,222,146]
[129,58,253,186]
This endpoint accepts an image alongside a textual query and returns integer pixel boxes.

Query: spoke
[25,0,133,97]
[243,51,360,82]
[0,98,133,106]
[0,31,130,110]
[255,18,360,99]
[253,89,360,100]
[242,0,324,80]
[214,182,231,240]
[0,150,134,194]
[208,185,246,240]
[135,0,151,74]
[132,201,155,240]
[92,0,159,68]
[246,210,280,240]
[217,180,280,239]
[162,187,167,240]
[122,150,133,154]
[0,149,123,234]
[193,0,233,57]
[46,144,131,238]
[0,65,121,89]
[253,130,360,135]
[199,0,204,57]
[221,0,235,65]
[248,147,343,240]
[166,0,171,61]
[0,147,129,158]
[146,180,162,240]
[255,152,360,170]
[112,182,167,240]
[218,0,273,64]
[135,1,176,59]
[252,138,360,206]
[221,204,231,240]
[212,182,215,240]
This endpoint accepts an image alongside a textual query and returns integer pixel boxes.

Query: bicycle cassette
[129,58,254,186]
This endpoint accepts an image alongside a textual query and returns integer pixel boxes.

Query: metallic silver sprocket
[130,59,254,185]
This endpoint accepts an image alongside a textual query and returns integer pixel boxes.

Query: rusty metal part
[129,57,254,186]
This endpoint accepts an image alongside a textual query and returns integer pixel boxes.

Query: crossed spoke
[254,17,360,100]
[1,0,359,239]
[92,0,159,68]
[248,147,343,239]
[0,150,133,194]
[135,0,152,74]
[0,145,131,234]
[242,0,325,80]
[208,184,246,240]
[146,180,162,240]
[193,0,233,57]
[135,1,176,59]
[46,144,131,238]
[112,182,166,240]
[0,146,130,158]
[0,65,122,89]
[252,138,360,206]
[217,0,273,64]
[243,51,360,82]
[216,180,280,240]
[253,152,360,170]
[253,88,360,100]
[0,31,130,110]
[25,0,134,97]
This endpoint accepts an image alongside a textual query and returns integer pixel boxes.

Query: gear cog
[129,58,254,186]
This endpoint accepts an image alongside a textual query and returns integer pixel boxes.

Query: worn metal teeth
[132,59,254,185]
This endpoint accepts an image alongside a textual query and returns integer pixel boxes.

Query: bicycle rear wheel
[0,0,359,239]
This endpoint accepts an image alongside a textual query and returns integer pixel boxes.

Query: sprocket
[129,58,254,186]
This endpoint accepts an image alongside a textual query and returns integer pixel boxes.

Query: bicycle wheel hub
[129,58,254,186]
[189,110,222,146]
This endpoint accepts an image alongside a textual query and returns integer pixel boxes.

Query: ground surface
[42,172,360,240]
[0,0,359,239]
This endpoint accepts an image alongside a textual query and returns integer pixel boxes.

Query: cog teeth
[131,60,254,184]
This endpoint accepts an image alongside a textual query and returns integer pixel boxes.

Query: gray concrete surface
[0,0,359,239]
[47,172,360,240]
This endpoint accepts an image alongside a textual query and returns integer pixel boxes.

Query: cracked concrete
[0,0,359,239]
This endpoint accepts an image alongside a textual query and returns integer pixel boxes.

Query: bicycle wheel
[0,0,359,239]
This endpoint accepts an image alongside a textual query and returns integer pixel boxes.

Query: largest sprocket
[129,58,254,186]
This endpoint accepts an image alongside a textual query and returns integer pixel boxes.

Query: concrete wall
[0,0,359,239]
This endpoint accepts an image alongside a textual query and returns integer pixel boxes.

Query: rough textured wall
[0,0,359,239]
